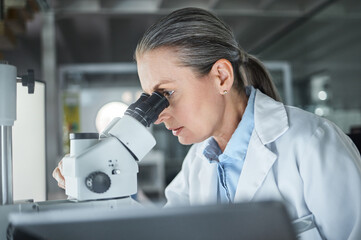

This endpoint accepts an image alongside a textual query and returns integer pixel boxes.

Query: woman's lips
[171,127,184,136]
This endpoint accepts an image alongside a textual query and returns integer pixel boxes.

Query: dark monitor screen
[348,133,361,153]
[8,201,296,240]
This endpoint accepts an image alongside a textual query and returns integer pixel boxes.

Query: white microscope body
[62,92,169,201]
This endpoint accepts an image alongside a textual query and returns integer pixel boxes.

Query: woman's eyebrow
[152,80,172,92]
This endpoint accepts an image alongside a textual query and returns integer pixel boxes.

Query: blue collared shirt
[203,86,256,203]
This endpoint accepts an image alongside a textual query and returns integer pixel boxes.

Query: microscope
[62,92,169,201]
[0,77,170,237]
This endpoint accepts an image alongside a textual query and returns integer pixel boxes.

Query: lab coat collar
[253,90,289,145]
[234,90,289,202]
[234,130,277,202]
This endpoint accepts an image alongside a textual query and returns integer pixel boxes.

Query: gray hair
[135,7,280,101]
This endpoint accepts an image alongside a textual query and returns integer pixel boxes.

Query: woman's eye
[163,90,174,98]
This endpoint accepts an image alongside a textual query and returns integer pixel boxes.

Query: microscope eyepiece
[124,92,149,116]
[125,92,169,127]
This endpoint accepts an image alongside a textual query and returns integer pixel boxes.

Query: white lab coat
[164,89,361,240]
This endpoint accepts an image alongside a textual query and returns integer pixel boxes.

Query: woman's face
[137,48,227,145]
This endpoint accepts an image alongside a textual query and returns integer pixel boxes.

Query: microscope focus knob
[85,171,111,194]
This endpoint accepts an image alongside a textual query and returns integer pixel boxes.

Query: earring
[221,90,228,95]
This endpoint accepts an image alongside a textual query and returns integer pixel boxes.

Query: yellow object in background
[63,91,80,154]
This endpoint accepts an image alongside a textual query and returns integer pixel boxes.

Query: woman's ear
[210,59,234,94]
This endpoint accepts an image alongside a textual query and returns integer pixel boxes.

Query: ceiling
[50,0,337,64]
[46,0,361,85]
[3,0,361,87]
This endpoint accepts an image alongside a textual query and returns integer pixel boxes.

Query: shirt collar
[202,137,222,162]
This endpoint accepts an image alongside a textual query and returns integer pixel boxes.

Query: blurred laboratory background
[1,0,361,203]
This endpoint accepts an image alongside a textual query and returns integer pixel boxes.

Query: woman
[54,8,361,240]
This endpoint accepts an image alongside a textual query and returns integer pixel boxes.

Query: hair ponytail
[238,53,281,101]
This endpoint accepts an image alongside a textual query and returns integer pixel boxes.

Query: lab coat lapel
[234,131,277,202]
[197,155,218,205]
[234,90,288,202]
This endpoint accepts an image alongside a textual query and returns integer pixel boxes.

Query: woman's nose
[154,118,162,125]
[154,109,168,125]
